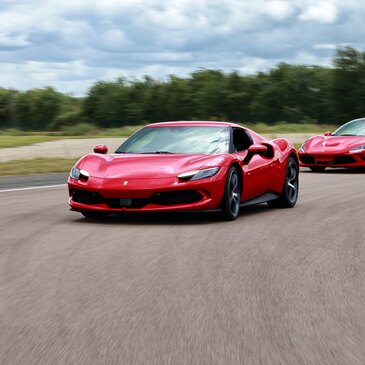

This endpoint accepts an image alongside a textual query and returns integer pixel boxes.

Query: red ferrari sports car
[68,121,299,220]
[298,117,365,172]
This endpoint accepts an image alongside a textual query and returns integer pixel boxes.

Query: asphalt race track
[0,170,364,364]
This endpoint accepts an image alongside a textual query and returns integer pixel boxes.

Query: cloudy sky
[0,0,364,95]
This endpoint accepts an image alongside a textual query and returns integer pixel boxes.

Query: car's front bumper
[68,172,227,214]
[298,150,365,168]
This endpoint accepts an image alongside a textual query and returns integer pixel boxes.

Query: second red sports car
[299,117,365,171]
[68,121,299,220]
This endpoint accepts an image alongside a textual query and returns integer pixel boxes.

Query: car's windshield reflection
[115,126,230,154]
[333,118,365,136]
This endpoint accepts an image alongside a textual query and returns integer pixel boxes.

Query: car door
[231,128,275,200]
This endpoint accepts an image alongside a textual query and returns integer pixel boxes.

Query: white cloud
[290,51,333,66]
[299,1,338,24]
[313,44,337,50]
[264,1,296,21]
[237,57,274,74]
[0,0,364,94]
[98,29,130,51]
[0,33,31,48]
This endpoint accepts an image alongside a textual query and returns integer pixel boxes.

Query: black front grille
[300,154,356,165]
[300,155,315,164]
[151,190,203,205]
[330,156,356,165]
[72,188,203,208]
[72,190,104,204]
[105,198,149,208]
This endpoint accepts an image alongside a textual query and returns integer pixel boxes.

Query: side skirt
[240,192,279,207]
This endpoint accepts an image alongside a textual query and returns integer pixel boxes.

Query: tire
[309,166,326,172]
[268,157,299,208]
[221,166,241,220]
[81,211,107,219]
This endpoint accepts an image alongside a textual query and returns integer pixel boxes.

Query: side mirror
[324,131,331,136]
[247,144,268,154]
[244,144,268,164]
[93,144,108,154]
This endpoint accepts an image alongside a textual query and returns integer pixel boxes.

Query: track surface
[0,170,364,364]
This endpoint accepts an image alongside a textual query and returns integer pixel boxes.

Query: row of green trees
[1,47,365,131]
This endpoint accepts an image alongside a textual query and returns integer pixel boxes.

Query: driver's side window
[233,129,253,152]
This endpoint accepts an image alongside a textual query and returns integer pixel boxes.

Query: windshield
[116,126,230,154]
[333,118,365,136]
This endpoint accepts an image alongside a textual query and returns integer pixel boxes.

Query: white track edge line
[0,184,67,193]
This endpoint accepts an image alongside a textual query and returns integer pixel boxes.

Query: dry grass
[0,158,76,176]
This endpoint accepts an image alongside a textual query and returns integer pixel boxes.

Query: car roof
[145,121,243,128]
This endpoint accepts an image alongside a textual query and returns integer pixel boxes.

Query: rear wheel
[221,166,241,220]
[81,211,108,219]
[268,157,298,208]
[309,166,326,172]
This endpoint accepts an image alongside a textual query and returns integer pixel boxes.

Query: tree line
[1,47,365,131]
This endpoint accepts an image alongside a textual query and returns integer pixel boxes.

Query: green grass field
[244,122,336,134]
[0,126,140,148]
[0,158,76,176]
[0,135,68,148]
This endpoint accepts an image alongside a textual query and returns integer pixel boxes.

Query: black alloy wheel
[268,157,299,208]
[221,166,241,220]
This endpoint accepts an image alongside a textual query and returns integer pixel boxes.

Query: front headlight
[350,144,365,152]
[178,167,220,181]
[70,166,89,180]
[70,166,80,179]
[299,140,308,152]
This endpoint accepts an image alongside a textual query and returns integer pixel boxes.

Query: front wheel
[221,166,241,220]
[268,157,299,208]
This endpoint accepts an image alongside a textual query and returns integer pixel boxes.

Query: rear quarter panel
[270,138,298,193]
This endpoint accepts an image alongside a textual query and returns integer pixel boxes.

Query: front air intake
[151,190,203,205]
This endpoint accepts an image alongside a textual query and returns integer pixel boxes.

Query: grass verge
[244,122,336,134]
[0,126,141,148]
[0,158,76,176]
[0,135,67,148]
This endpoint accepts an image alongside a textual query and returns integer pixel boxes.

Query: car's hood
[305,135,365,152]
[77,153,227,179]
